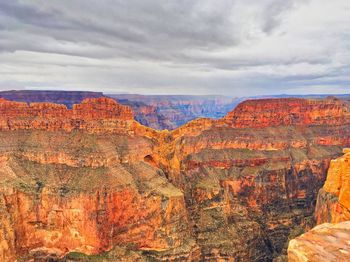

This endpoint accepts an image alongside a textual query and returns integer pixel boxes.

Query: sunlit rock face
[225,98,350,128]
[1,97,350,261]
[0,97,134,133]
[288,221,350,262]
[315,148,350,224]
[0,132,200,261]
[0,98,199,262]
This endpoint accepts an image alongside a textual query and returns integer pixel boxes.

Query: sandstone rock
[153,98,350,261]
[225,98,349,128]
[288,221,350,262]
[0,130,197,262]
[0,97,134,133]
[315,149,350,224]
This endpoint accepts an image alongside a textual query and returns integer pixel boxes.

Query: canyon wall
[1,97,350,261]
[0,97,134,133]
[225,98,350,128]
[288,150,350,261]
[0,123,199,261]
[314,148,350,224]
[156,98,350,261]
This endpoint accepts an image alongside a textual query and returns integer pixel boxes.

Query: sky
[0,0,350,96]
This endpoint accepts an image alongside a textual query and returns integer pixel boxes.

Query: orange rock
[225,98,349,128]
[288,221,350,262]
[315,149,350,223]
[0,97,134,133]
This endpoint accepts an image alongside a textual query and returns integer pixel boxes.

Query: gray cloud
[0,0,349,95]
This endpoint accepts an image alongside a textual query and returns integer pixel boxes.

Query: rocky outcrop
[0,97,134,133]
[288,221,350,262]
[225,98,350,128]
[315,148,350,224]
[1,96,350,261]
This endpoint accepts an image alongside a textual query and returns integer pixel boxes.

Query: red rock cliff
[225,98,349,128]
[315,148,350,224]
[0,97,134,133]
[150,98,350,261]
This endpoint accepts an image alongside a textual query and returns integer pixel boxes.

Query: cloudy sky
[0,0,350,96]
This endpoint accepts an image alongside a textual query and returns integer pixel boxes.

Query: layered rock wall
[154,98,350,260]
[315,148,350,224]
[225,98,349,128]
[0,97,134,133]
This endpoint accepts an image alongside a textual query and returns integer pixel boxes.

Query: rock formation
[0,98,199,261]
[225,98,350,128]
[156,97,350,261]
[315,148,350,224]
[288,221,350,262]
[0,97,134,133]
[1,96,350,261]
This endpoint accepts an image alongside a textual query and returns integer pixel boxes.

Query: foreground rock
[288,221,350,262]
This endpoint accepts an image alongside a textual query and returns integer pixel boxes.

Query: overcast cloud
[0,0,350,96]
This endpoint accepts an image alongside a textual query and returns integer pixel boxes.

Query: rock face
[0,123,199,261]
[288,221,350,262]
[225,98,350,128]
[315,149,350,224]
[156,98,350,261]
[1,96,350,261]
[0,97,134,133]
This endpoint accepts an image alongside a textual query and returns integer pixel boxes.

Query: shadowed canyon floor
[1,96,350,261]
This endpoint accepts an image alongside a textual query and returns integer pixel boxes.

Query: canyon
[1,96,350,261]
[0,91,241,130]
[107,94,242,130]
